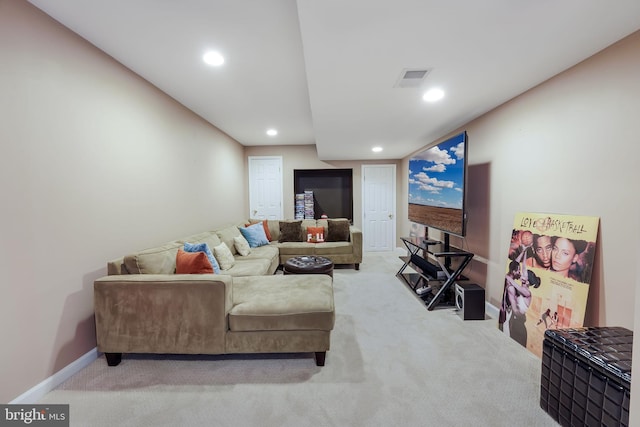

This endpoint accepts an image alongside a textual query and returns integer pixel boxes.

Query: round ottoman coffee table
[283,256,334,278]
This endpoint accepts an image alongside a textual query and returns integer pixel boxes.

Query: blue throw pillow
[239,223,269,248]
[183,242,220,274]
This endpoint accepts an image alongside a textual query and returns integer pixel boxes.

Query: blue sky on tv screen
[408,133,465,209]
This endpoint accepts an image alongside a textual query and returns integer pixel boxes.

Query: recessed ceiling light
[372,147,383,153]
[203,51,224,66]
[266,129,278,136]
[423,88,445,102]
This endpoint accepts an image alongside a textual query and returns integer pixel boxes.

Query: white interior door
[362,164,396,252]
[248,156,283,219]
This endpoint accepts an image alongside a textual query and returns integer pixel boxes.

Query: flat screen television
[408,131,468,237]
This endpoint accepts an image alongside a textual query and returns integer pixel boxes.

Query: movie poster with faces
[498,212,599,357]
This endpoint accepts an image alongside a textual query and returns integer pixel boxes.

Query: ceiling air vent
[394,68,431,88]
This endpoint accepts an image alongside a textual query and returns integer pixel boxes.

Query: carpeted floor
[39,250,558,426]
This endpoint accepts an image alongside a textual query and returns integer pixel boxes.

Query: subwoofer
[455,283,485,320]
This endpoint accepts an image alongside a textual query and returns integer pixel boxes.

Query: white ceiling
[28,0,640,160]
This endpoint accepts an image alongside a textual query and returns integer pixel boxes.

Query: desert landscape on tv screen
[409,203,463,236]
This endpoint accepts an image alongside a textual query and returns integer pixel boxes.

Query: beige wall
[244,145,402,230]
[4,0,640,419]
[400,30,640,420]
[0,0,246,402]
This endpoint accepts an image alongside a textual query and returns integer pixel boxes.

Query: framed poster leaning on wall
[498,212,599,358]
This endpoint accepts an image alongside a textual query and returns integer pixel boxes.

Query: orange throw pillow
[176,249,214,274]
[307,226,325,242]
[261,220,273,241]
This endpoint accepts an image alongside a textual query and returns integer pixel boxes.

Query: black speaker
[455,283,485,320]
[409,254,442,278]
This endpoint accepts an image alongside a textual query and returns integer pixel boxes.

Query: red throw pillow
[261,220,273,241]
[176,249,214,274]
[246,220,273,241]
[307,226,325,242]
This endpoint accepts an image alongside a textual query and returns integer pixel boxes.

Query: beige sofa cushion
[179,230,222,250]
[236,244,279,262]
[313,241,353,255]
[265,220,281,241]
[276,242,317,256]
[215,225,242,255]
[301,219,317,231]
[229,275,334,332]
[223,258,272,277]
[123,241,182,274]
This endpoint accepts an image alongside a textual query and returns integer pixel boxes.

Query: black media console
[409,254,444,280]
[397,236,474,310]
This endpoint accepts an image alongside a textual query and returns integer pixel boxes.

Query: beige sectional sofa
[94,219,362,367]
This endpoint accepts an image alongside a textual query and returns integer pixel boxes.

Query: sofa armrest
[107,257,126,275]
[349,226,363,263]
[94,274,233,354]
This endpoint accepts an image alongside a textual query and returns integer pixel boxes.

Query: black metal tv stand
[397,236,474,310]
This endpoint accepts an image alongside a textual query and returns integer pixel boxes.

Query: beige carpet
[39,251,558,426]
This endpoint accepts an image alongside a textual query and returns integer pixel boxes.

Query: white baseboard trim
[485,301,499,320]
[10,347,98,404]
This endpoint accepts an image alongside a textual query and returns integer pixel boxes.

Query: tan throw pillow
[213,242,235,270]
[234,235,251,256]
[279,221,303,242]
[327,219,350,242]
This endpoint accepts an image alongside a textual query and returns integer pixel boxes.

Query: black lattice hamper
[540,327,632,427]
